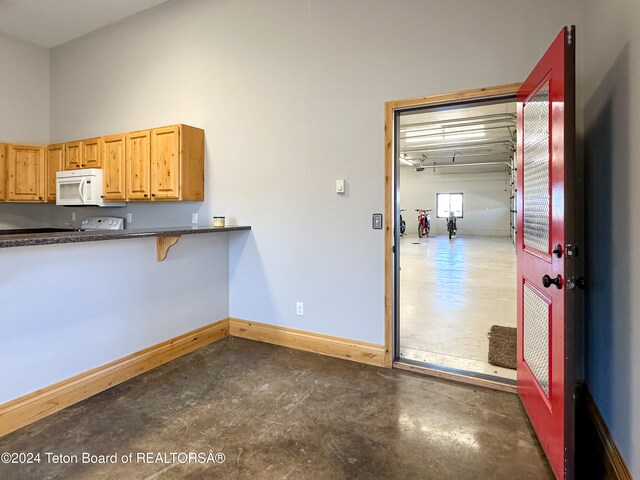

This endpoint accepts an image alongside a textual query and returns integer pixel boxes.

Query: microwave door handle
[78,179,87,204]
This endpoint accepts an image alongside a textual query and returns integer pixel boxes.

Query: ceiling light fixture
[404,131,486,143]
[399,154,414,166]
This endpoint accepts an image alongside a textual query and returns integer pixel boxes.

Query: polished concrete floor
[0,338,551,479]
[399,235,517,380]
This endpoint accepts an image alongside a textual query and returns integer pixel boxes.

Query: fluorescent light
[400,157,414,166]
[405,135,442,143]
[405,131,485,143]
[445,132,486,141]
[404,130,434,138]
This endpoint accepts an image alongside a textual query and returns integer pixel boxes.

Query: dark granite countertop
[0,225,251,249]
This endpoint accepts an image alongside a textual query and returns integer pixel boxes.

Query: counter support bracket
[157,235,181,261]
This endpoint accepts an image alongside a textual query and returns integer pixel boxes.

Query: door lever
[542,274,563,289]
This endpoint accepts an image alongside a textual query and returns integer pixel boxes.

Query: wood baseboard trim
[0,319,229,438]
[393,361,518,394]
[1,318,386,438]
[584,388,632,480]
[228,318,386,367]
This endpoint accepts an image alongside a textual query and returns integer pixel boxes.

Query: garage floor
[399,235,517,380]
[0,337,551,479]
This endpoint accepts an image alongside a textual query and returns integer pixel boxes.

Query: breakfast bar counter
[0,225,251,249]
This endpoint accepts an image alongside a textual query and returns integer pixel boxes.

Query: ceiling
[0,0,172,48]
[399,101,516,174]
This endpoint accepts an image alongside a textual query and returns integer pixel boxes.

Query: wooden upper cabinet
[65,141,82,170]
[150,124,204,201]
[151,126,180,199]
[0,144,6,201]
[7,144,46,202]
[47,144,64,202]
[83,137,102,168]
[102,134,126,201]
[0,124,204,204]
[126,130,151,200]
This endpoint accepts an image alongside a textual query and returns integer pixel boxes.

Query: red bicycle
[416,209,432,238]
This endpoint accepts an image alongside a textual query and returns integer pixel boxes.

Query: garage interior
[397,100,518,382]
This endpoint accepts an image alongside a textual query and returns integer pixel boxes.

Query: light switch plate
[372,213,383,229]
[336,179,345,194]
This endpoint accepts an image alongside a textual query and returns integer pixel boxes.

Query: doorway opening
[384,84,522,389]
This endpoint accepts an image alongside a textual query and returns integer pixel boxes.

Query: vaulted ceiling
[0,0,171,48]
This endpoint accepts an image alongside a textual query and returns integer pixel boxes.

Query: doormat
[488,325,517,370]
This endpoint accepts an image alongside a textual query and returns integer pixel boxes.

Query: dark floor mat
[488,325,517,370]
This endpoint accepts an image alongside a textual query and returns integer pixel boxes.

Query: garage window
[437,193,463,218]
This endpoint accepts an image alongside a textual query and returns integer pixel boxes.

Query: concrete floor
[0,337,552,479]
[399,235,517,380]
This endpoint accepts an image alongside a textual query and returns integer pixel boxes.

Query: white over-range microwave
[56,169,126,207]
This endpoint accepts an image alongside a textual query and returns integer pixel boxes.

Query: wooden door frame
[383,83,523,368]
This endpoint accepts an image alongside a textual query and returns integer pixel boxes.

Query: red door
[516,26,576,480]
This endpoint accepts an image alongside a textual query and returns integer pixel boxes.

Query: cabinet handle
[144,194,148,197]
[151,193,156,197]
[101,195,104,198]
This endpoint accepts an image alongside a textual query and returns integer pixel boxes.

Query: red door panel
[516,26,576,480]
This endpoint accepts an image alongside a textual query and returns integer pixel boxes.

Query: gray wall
[48,0,581,345]
[400,168,511,236]
[0,33,51,227]
[0,33,49,144]
[0,234,230,403]
[583,0,640,475]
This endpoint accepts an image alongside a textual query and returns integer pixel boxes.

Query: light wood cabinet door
[102,134,126,201]
[0,144,6,201]
[47,144,64,202]
[126,130,151,200]
[176,125,204,201]
[65,141,82,170]
[7,145,46,202]
[151,125,180,199]
[83,137,102,168]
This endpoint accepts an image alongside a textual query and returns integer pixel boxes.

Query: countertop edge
[0,226,252,249]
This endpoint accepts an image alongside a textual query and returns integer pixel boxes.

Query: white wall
[400,168,511,237]
[0,234,230,403]
[46,0,582,346]
[583,0,640,475]
[0,33,51,227]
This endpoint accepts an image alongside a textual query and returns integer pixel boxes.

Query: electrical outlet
[126,213,133,223]
[296,302,304,316]
[192,213,198,224]
[71,211,76,221]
